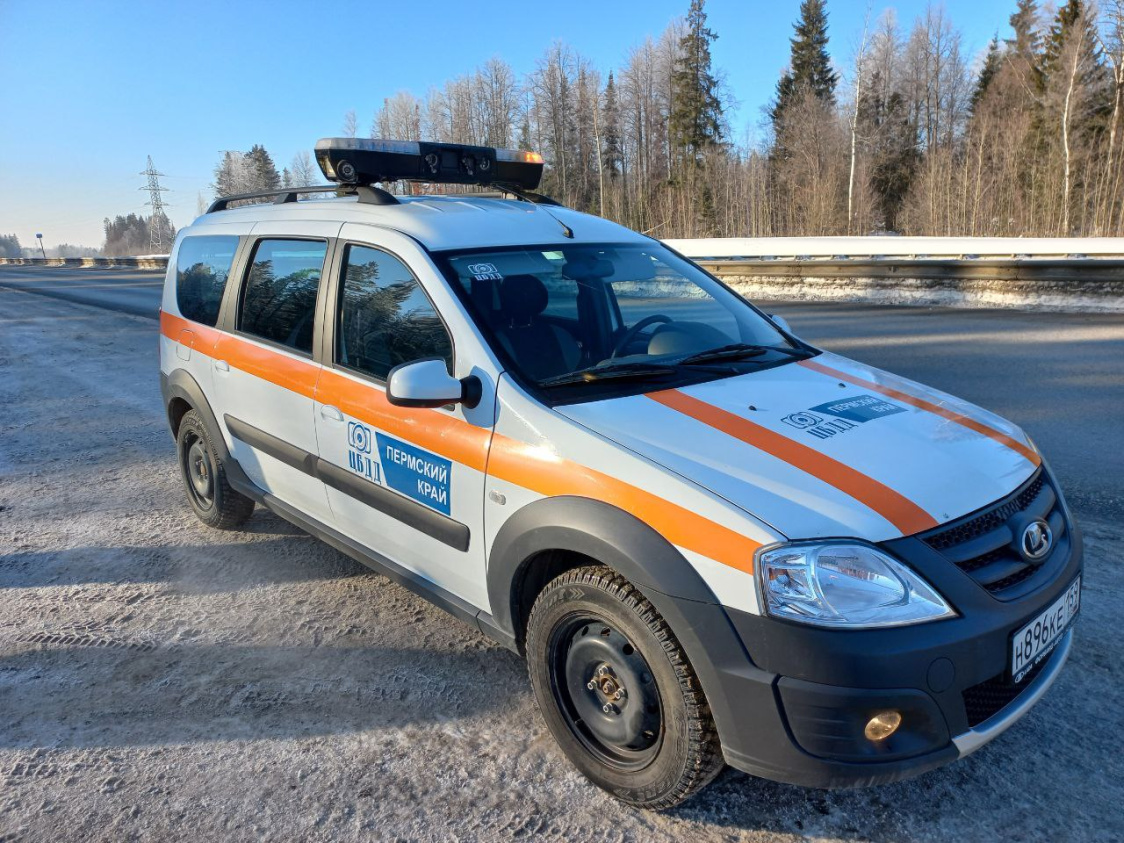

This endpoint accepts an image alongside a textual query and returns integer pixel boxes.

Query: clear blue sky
[0,0,1018,249]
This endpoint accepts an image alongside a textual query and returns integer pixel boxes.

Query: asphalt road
[2,264,1122,521]
[0,264,163,318]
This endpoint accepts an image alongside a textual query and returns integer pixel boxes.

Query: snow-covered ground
[1,289,1122,842]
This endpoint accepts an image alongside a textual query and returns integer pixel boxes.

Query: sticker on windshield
[782,394,905,440]
[466,262,503,282]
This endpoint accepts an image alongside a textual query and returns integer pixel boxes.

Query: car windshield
[437,243,805,398]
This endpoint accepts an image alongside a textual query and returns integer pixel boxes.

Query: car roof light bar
[314,137,545,190]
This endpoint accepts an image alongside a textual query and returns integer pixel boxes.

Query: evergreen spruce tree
[1008,0,1042,55]
[669,0,724,168]
[771,0,838,128]
[212,151,242,198]
[246,145,281,192]
[1042,0,1102,80]
[857,70,919,231]
[971,36,1004,114]
[1006,0,1045,92]
[517,118,533,156]
[601,71,623,179]
[1040,0,1111,127]
[0,233,23,258]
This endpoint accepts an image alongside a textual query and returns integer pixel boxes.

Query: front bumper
[688,512,1083,789]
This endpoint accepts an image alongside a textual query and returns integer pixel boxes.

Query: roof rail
[206,185,340,213]
[204,181,559,214]
[205,184,402,214]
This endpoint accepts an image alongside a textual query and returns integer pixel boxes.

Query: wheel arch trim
[160,369,231,462]
[488,495,769,768]
[487,495,720,643]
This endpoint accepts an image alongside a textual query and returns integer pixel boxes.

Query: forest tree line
[210,0,1123,239]
[2,232,100,259]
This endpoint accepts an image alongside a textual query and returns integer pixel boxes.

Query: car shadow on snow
[0,640,523,750]
[0,534,370,592]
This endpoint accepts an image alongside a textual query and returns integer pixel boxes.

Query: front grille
[927,474,1045,552]
[962,653,1052,727]
[922,468,1065,599]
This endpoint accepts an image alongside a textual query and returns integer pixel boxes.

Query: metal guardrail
[666,236,1124,261]
[690,257,1124,284]
[0,256,169,269]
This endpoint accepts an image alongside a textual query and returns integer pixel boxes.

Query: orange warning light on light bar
[497,149,544,165]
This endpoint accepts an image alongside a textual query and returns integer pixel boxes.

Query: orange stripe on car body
[160,310,224,349]
[798,358,1041,466]
[648,388,939,535]
[316,367,492,473]
[213,332,321,396]
[160,316,762,573]
[485,435,761,574]
[162,311,321,396]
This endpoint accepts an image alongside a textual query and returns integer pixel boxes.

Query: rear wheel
[176,410,254,530]
[525,566,724,809]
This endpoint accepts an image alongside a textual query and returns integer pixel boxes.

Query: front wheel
[525,566,724,809]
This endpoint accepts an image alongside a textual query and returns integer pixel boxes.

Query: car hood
[555,352,1039,542]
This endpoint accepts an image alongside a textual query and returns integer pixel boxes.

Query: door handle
[214,359,230,372]
[320,405,344,422]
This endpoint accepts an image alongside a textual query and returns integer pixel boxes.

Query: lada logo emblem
[1020,519,1053,563]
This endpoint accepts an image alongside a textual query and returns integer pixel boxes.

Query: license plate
[1010,576,1080,683]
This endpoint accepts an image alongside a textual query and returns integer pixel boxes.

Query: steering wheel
[610,314,673,358]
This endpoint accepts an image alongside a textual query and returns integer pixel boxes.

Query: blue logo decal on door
[346,421,380,483]
[347,421,372,453]
[376,433,452,515]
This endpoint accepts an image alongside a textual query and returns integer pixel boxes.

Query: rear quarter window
[175,235,239,327]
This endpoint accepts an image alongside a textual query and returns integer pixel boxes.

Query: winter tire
[525,565,724,809]
[176,409,254,530]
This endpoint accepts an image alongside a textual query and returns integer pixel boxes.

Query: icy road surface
[1,287,1122,842]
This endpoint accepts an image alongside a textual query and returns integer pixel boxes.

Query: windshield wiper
[678,343,809,366]
[537,362,680,388]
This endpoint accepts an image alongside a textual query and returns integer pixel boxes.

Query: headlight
[757,542,956,628]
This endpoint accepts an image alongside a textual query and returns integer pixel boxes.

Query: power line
[139,155,172,252]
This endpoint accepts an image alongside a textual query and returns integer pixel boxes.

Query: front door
[313,226,496,609]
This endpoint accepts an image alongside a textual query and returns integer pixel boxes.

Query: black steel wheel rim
[182,432,215,510]
[547,613,663,771]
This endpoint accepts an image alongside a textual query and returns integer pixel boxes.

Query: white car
[159,138,1082,808]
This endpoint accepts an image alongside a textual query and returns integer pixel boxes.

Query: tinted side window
[175,235,238,327]
[239,239,327,354]
[337,244,452,381]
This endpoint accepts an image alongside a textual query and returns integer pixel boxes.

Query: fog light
[864,711,902,741]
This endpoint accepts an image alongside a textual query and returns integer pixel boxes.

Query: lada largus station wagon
[159,138,1082,808]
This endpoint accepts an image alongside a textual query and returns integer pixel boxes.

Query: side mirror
[769,314,793,335]
[386,359,480,409]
